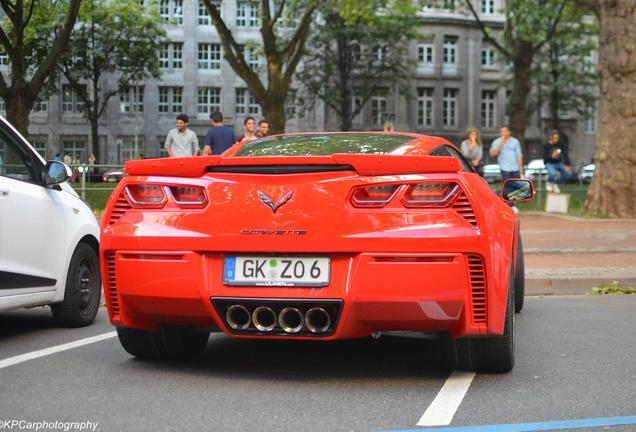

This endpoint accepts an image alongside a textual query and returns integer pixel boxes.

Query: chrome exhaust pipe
[278,307,304,333]
[305,308,331,334]
[226,305,251,330]
[252,306,277,332]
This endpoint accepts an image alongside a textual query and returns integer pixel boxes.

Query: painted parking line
[417,371,476,427]
[394,415,636,431]
[0,331,117,370]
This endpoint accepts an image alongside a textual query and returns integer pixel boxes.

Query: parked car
[483,164,502,183]
[103,168,126,182]
[524,159,548,182]
[101,132,533,372]
[0,116,101,326]
[579,163,595,184]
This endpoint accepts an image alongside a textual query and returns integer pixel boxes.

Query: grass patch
[589,281,636,295]
[490,182,590,215]
[71,182,118,211]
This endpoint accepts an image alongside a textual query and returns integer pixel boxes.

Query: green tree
[58,0,165,160]
[0,0,81,136]
[297,0,418,131]
[533,4,598,132]
[462,0,566,150]
[202,0,319,134]
[574,1,636,217]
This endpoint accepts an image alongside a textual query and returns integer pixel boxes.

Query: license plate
[223,256,330,287]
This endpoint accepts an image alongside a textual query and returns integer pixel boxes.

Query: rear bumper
[102,249,498,339]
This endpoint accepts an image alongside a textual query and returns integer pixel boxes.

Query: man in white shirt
[165,114,199,157]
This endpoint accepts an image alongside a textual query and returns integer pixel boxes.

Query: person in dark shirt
[256,119,269,138]
[543,130,572,193]
[202,111,236,155]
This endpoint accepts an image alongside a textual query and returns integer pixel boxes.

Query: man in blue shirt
[202,111,236,155]
[489,125,524,180]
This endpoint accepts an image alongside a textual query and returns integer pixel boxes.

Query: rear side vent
[107,192,132,226]
[452,191,478,227]
[106,252,120,317]
[466,254,487,325]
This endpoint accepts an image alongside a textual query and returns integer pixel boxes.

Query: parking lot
[1,296,635,432]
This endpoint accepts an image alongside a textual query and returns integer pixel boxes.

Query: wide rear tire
[445,265,515,373]
[117,326,209,360]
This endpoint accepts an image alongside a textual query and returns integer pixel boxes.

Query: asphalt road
[1,296,635,432]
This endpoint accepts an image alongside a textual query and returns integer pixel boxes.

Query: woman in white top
[236,116,258,143]
[460,127,484,176]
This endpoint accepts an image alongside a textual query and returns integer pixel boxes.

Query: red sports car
[100,132,533,372]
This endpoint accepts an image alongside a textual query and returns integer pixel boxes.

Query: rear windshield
[234,133,414,157]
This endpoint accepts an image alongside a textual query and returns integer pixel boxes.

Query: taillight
[169,186,208,208]
[401,182,459,207]
[350,184,400,208]
[125,185,167,208]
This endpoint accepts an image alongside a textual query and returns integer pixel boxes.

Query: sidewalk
[521,212,636,295]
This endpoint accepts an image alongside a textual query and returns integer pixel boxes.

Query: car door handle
[0,188,9,197]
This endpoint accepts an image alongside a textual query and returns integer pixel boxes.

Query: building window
[0,51,8,66]
[374,46,388,61]
[120,86,144,113]
[158,87,183,113]
[62,84,85,113]
[481,0,495,14]
[285,90,296,118]
[443,0,455,10]
[198,43,221,70]
[242,45,260,70]
[417,43,434,65]
[29,136,47,159]
[443,36,457,65]
[34,92,48,113]
[119,136,143,162]
[443,88,458,128]
[236,1,259,27]
[159,0,183,24]
[198,0,220,25]
[159,43,183,69]
[371,95,387,126]
[481,47,496,68]
[197,87,221,115]
[481,90,496,129]
[235,88,259,115]
[62,138,87,163]
[417,88,434,128]
[585,103,597,133]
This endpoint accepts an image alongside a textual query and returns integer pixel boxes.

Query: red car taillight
[169,186,208,208]
[350,184,401,208]
[401,182,460,208]
[125,185,167,208]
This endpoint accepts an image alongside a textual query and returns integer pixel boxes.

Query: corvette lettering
[240,229,307,235]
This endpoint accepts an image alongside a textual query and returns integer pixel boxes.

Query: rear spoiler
[125,154,461,177]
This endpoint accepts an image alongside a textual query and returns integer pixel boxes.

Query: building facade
[2,0,597,168]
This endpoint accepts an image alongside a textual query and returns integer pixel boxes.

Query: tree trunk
[508,48,534,154]
[262,98,286,135]
[5,90,35,138]
[584,3,636,217]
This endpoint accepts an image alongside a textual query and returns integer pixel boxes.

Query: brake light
[169,186,208,208]
[125,185,167,208]
[350,184,400,208]
[401,182,459,207]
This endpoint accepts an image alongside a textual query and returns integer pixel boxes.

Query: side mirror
[501,179,534,202]
[43,161,72,186]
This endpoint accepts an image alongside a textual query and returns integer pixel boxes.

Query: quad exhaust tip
[305,308,331,334]
[226,305,251,330]
[252,306,277,332]
[279,307,304,333]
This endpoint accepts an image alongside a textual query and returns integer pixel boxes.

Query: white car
[0,117,101,326]
[524,159,548,181]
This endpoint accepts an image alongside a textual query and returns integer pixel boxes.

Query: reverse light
[401,182,460,208]
[169,185,208,208]
[350,184,400,208]
[125,184,167,208]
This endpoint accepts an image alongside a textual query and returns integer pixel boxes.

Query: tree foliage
[202,0,319,134]
[297,0,418,131]
[0,0,81,136]
[58,0,165,160]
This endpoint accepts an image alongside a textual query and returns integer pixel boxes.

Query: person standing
[256,119,269,138]
[202,111,236,155]
[236,116,258,143]
[164,114,199,158]
[460,127,484,176]
[489,125,524,179]
[543,130,572,193]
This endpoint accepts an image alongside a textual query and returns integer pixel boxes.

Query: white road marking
[0,331,117,370]
[416,371,476,427]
